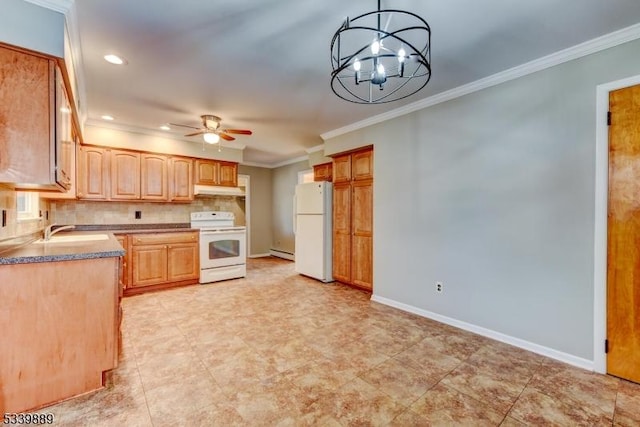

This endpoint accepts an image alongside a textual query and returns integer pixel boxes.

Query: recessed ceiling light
[160,125,171,131]
[101,115,114,121]
[104,54,126,65]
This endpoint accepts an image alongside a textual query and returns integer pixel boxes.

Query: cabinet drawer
[131,232,198,246]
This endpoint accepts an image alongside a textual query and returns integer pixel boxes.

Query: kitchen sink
[35,234,110,244]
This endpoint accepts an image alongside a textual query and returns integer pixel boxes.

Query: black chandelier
[330,0,431,104]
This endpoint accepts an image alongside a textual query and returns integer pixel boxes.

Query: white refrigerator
[294,181,333,282]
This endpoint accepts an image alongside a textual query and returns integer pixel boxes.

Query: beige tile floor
[33,257,640,426]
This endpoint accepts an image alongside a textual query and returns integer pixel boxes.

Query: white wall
[0,0,64,57]
[271,160,310,254]
[324,39,640,362]
[238,165,273,256]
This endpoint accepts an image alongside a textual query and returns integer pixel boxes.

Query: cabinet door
[352,149,373,181]
[115,235,129,289]
[333,183,352,283]
[170,157,194,201]
[77,146,109,199]
[0,46,52,187]
[351,180,373,290]
[41,131,77,200]
[332,154,351,183]
[141,153,168,201]
[313,163,333,182]
[218,161,238,186]
[195,159,219,185]
[111,150,140,200]
[55,68,73,190]
[167,243,199,282]
[131,245,167,287]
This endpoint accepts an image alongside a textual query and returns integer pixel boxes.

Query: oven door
[199,228,246,269]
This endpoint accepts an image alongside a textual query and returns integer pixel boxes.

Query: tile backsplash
[51,196,246,226]
[0,186,48,241]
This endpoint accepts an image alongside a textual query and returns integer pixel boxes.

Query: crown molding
[23,0,72,13]
[305,144,325,154]
[321,22,640,141]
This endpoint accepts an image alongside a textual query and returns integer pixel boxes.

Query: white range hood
[194,184,245,197]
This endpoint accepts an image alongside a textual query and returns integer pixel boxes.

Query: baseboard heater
[269,249,295,261]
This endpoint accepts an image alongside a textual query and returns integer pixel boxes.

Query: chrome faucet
[44,224,76,241]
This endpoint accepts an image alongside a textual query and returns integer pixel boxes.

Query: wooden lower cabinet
[115,234,129,289]
[333,183,352,283]
[126,231,199,295]
[0,257,120,413]
[167,243,200,281]
[132,244,169,286]
[351,180,373,289]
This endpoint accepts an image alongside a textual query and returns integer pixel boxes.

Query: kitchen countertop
[0,231,125,265]
[71,223,195,234]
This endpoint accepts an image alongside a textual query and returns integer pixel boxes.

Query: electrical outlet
[436,281,443,293]
[135,211,142,219]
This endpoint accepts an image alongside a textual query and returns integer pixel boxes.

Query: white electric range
[190,211,246,283]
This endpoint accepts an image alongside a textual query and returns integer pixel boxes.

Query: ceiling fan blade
[184,130,206,137]
[169,122,201,130]
[222,129,252,135]
[219,133,236,141]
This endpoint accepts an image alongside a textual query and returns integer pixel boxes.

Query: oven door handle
[200,228,245,235]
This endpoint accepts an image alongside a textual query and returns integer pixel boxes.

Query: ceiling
[72,0,640,166]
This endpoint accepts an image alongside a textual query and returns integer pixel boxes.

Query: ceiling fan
[170,115,252,144]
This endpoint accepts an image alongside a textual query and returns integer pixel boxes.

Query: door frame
[594,74,640,374]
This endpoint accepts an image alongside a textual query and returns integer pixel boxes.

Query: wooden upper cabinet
[352,149,373,181]
[141,153,168,201]
[77,145,109,199]
[41,129,78,200]
[110,150,140,200]
[0,46,50,187]
[170,157,194,201]
[195,159,219,185]
[314,163,333,182]
[218,161,238,187]
[333,154,352,183]
[195,159,238,187]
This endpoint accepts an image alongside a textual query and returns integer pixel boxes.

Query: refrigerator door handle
[292,195,297,234]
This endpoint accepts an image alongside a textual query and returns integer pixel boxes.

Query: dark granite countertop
[0,231,125,265]
[72,223,194,234]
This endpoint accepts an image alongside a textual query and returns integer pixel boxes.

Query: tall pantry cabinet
[332,147,373,291]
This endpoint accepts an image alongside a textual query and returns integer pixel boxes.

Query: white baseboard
[269,249,295,261]
[248,253,271,258]
[370,294,594,371]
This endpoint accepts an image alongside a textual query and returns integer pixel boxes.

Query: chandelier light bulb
[371,39,380,55]
[203,132,220,144]
[398,47,406,62]
[353,58,361,71]
[377,63,385,75]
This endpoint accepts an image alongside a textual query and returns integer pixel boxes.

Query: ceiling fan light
[203,132,220,144]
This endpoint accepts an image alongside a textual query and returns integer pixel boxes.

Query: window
[17,192,40,221]
[298,169,314,184]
